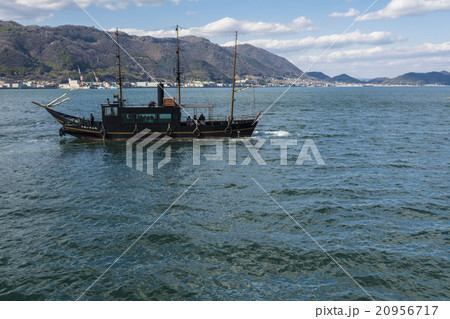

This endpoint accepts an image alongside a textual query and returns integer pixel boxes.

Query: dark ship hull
[46,105,258,140]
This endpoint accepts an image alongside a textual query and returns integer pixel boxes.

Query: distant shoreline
[1,85,449,90]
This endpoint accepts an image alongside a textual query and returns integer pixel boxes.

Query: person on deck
[199,113,205,125]
[186,116,192,126]
[89,113,94,126]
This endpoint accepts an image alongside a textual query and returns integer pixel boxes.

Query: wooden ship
[33,27,260,140]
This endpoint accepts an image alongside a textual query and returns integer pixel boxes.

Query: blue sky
[2,0,450,78]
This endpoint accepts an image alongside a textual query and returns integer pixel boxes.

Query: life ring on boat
[224,125,232,135]
[100,126,107,139]
[193,128,201,137]
[166,124,173,136]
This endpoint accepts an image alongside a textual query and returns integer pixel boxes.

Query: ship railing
[64,117,100,129]
[181,114,258,127]
[204,114,259,122]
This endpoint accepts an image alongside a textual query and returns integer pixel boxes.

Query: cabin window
[159,114,172,122]
[121,113,172,123]
[105,107,118,116]
[121,113,135,123]
[136,113,156,123]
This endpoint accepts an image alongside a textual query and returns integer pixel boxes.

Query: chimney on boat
[157,82,164,106]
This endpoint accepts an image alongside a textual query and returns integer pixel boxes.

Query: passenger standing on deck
[89,113,94,126]
[199,113,205,125]
[186,115,192,126]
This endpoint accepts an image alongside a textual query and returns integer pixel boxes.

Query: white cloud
[329,8,360,18]
[222,30,400,52]
[358,0,450,21]
[293,41,450,65]
[119,16,315,38]
[0,1,70,21]
[0,0,179,21]
[328,41,450,61]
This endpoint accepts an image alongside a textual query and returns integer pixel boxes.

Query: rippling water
[0,87,449,300]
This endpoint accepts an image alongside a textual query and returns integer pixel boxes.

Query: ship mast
[230,31,238,121]
[115,28,123,106]
[176,25,182,106]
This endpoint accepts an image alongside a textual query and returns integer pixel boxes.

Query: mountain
[331,74,362,84]
[367,77,390,84]
[0,20,303,83]
[366,71,450,85]
[307,72,331,81]
[223,43,304,78]
[388,71,450,85]
[309,70,450,85]
[308,72,362,84]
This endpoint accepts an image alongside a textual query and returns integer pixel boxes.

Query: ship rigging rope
[179,50,212,106]
[70,3,245,124]
[234,49,257,113]
[252,83,256,113]
[71,0,194,119]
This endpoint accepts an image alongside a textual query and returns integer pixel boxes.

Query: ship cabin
[100,83,215,134]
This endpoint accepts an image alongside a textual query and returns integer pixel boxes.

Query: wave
[253,130,291,137]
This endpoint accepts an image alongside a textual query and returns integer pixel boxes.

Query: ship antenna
[230,31,238,121]
[115,28,123,106]
[175,25,182,106]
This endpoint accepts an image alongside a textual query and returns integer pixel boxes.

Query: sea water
[0,87,448,300]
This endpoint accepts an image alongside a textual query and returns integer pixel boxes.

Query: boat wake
[253,130,291,137]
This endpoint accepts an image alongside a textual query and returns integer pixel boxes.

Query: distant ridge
[223,43,304,78]
[386,71,450,85]
[308,70,450,85]
[331,74,362,84]
[307,72,331,81]
[307,72,362,84]
[0,20,20,27]
[367,77,390,84]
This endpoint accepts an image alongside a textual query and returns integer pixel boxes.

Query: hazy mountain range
[1,20,449,86]
[307,71,450,85]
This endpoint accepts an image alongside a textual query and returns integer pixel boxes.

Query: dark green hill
[331,74,362,83]
[307,72,362,84]
[307,72,331,81]
[367,71,450,85]
[0,21,303,83]
[389,71,450,85]
[367,77,390,84]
